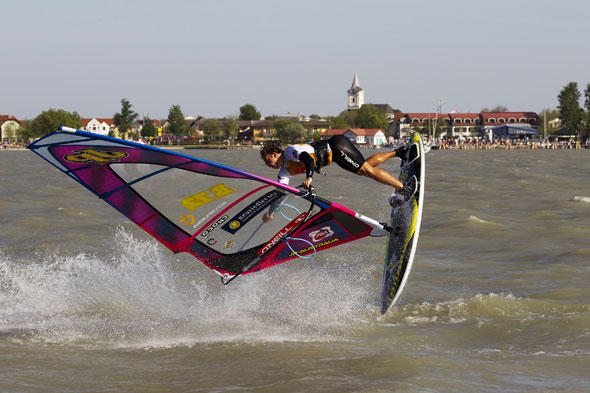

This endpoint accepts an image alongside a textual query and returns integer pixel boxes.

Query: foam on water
[468,215,501,226]
[0,228,375,348]
[572,195,590,203]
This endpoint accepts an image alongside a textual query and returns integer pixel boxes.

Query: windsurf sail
[28,127,389,282]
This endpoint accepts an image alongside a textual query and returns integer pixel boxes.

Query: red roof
[0,115,22,124]
[480,112,537,119]
[480,112,538,125]
[81,118,115,126]
[449,113,479,119]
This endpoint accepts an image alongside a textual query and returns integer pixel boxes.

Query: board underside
[380,132,424,314]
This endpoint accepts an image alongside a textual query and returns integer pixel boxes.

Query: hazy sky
[2,0,589,119]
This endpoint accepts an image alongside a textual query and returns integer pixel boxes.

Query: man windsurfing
[260,135,416,221]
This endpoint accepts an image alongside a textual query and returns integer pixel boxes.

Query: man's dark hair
[260,140,282,159]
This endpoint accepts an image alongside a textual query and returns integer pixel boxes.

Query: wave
[572,196,590,203]
[468,215,501,226]
[0,228,375,348]
[383,292,589,326]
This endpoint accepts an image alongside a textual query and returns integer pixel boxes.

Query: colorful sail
[28,128,388,282]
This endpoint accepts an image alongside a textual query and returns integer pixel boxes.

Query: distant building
[323,128,387,146]
[236,117,330,143]
[347,73,364,110]
[392,111,539,139]
[81,118,115,136]
[0,115,23,142]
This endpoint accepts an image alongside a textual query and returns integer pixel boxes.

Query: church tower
[347,73,364,110]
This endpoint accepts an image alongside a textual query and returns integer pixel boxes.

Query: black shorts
[328,135,366,173]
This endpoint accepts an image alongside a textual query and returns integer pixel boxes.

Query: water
[1,148,589,392]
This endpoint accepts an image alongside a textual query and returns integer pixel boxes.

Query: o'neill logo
[309,226,334,243]
[257,212,307,255]
[64,148,128,164]
[339,151,360,168]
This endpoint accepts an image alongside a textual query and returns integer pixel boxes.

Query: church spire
[351,73,360,89]
[347,73,364,110]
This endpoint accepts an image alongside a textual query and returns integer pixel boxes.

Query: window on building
[489,119,496,123]
[413,119,419,124]
[454,119,461,124]
[464,119,471,124]
[509,118,516,123]
[519,118,527,123]
[498,118,505,123]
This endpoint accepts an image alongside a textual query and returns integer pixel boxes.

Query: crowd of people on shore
[428,137,587,150]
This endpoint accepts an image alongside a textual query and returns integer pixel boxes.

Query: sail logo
[181,183,235,211]
[222,189,285,234]
[309,226,334,243]
[200,215,228,238]
[64,148,128,164]
[258,212,307,255]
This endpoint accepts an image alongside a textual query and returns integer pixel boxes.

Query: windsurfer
[260,135,416,221]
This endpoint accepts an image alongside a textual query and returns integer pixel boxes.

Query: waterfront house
[0,115,23,142]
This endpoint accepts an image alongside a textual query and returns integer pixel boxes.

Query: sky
[1,0,589,120]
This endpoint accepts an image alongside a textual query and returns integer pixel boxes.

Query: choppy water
[1,148,589,392]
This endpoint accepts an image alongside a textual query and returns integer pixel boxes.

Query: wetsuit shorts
[327,135,366,173]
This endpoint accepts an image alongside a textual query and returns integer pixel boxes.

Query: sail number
[181,183,235,211]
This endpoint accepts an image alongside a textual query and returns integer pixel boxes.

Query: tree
[537,108,560,137]
[481,105,509,112]
[141,118,156,138]
[338,110,359,128]
[167,105,190,135]
[239,104,261,121]
[275,120,305,143]
[28,109,81,139]
[223,115,239,140]
[113,98,138,138]
[356,104,389,130]
[328,115,351,129]
[201,118,222,142]
[557,82,584,136]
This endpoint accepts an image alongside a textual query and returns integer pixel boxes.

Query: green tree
[141,118,156,138]
[538,108,560,137]
[275,120,305,143]
[481,105,509,112]
[28,109,81,139]
[167,105,190,135]
[113,98,138,138]
[338,110,359,128]
[557,82,584,136]
[356,104,389,129]
[239,104,261,121]
[223,115,239,140]
[328,115,351,129]
[201,118,222,142]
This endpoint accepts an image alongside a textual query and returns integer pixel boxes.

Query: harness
[310,140,331,171]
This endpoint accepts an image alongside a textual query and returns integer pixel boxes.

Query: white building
[347,73,364,110]
[81,118,115,135]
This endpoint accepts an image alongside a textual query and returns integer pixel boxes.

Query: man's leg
[356,162,403,190]
[365,151,397,168]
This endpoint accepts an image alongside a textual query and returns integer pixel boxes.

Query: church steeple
[347,73,364,110]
